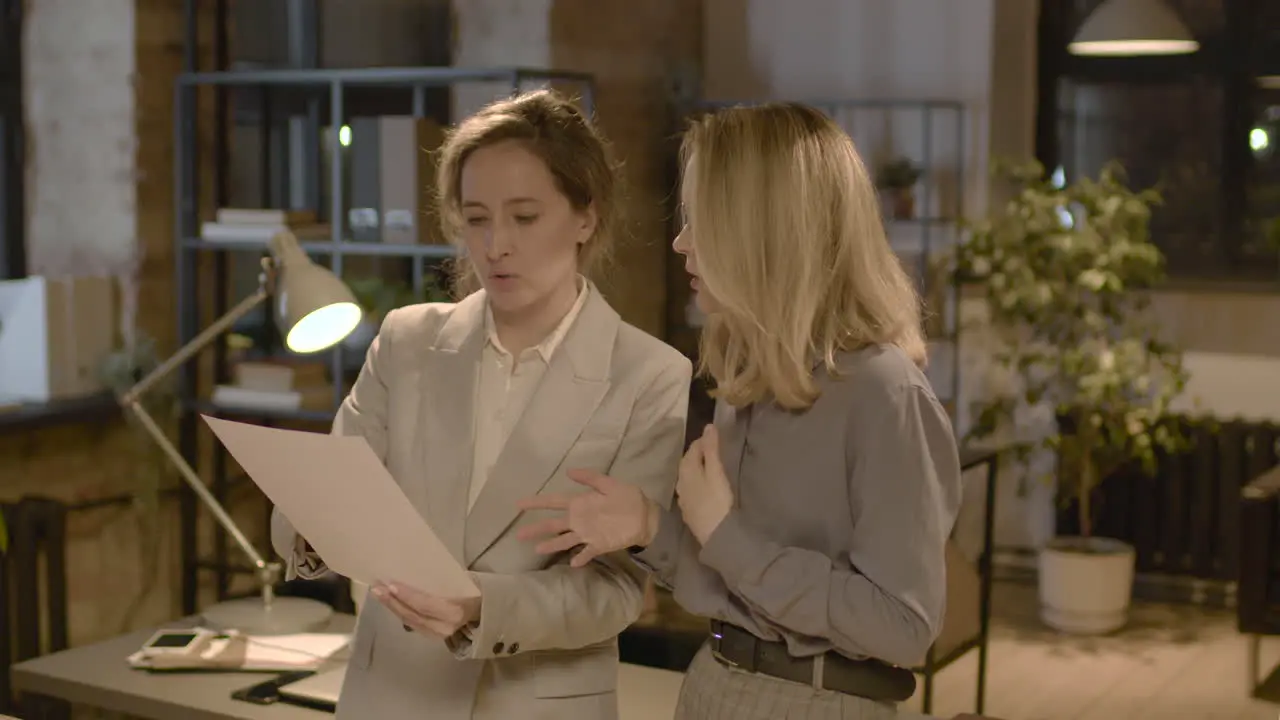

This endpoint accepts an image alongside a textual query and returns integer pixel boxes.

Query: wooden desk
[11,614,686,720]
[11,616,355,720]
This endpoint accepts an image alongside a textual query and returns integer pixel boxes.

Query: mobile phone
[231,670,317,706]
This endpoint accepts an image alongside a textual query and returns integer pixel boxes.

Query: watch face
[149,631,199,649]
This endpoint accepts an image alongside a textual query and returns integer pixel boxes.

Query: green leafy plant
[955,159,1189,540]
[347,274,450,321]
[875,157,923,190]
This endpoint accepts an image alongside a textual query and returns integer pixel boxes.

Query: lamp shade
[269,231,363,354]
[1068,0,1199,56]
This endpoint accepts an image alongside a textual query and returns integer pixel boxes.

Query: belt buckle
[711,624,760,672]
[709,627,739,668]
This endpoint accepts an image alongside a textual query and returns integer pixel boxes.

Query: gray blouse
[633,344,962,669]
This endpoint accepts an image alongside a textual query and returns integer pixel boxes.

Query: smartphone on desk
[231,670,317,705]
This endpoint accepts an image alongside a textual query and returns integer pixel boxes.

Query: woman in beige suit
[519,103,962,719]
[270,89,691,720]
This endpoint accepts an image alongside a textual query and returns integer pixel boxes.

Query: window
[1037,0,1279,283]
[0,0,22,280]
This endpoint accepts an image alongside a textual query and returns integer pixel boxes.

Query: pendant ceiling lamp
[1068,0,1199,56]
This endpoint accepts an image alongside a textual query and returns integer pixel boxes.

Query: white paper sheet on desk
[201,416,479,599]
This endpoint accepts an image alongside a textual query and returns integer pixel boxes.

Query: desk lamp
[119,230,362,635]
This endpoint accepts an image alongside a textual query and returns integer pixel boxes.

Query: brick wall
[3,0,223,646]
[452,0,701,338]
[9,0,698,646]
[549,0,701,339]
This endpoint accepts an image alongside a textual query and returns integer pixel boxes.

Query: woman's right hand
[515,470,658,568]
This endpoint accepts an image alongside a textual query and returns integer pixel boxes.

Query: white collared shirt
[466,278,589,511]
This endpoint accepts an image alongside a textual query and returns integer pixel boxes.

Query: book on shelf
[341,116,450,245]
[211,385,303,412]
[200,211,332,244]
[216,208,317,226]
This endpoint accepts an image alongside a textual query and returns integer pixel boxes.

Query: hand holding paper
[202,416,478,599]
[372,582,480,639]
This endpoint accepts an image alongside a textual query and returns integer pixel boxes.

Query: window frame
[1035,0,1277,285]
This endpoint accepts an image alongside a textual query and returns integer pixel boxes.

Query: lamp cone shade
[1069,0,1199,56]
[269,231,363,354]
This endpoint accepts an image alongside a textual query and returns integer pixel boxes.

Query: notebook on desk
[278,665,347,710]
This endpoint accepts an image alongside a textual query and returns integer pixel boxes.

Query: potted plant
[875,157,923,220]
[344,274,449,352]
[955,158,1188,635]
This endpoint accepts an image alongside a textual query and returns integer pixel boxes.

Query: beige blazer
[270,285,691,720]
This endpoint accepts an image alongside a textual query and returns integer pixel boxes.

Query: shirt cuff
[446,572,516,660]
[630,505,681,581]
[697,510,768,588]
[292,536,329,580]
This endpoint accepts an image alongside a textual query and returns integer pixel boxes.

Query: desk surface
[12,615,685,720]
[11,615,356,720]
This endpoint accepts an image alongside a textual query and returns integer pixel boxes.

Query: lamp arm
[116,259,285,607]
[120,284,270,406]
[122,397,273,579]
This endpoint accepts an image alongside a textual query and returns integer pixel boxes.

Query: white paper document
[202,415,478,599]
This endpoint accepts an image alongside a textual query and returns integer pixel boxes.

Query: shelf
[189,400,335,425]
[179,65,595,89]
[0,392,119,435]
[184,237,458,259]
[697,98,965,112]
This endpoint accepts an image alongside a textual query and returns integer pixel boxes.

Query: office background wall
[701,0,1280,553]
[1,0,698,645]
[6,0,1278,645]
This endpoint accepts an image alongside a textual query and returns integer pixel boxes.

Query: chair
[0,497,71,720]
[1238,463,1280,700]
[915,449,999,716]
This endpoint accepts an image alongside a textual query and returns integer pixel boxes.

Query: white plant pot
[1038,536,1135,635]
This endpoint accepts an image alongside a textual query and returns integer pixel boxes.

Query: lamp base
[200,596,335,635]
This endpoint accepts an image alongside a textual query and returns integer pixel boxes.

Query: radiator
[1,496,70,719]
[1057,415,1280,583]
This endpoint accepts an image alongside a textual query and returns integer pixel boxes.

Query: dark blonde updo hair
[435,88,622,296]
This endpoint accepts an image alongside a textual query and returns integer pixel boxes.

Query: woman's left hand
[677,424,735,545]
[372,583,481,639]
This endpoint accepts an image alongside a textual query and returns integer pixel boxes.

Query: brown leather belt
[708,620,916,703]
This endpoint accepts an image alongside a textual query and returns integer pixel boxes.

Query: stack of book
[200,208,331,245]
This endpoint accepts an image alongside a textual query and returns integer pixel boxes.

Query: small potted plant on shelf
[955,158,1188,635]
[876,157,923,220]
[345,274,450,350]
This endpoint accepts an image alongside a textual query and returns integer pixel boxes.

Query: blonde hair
[681,103,927,410]
[435,89,622,296]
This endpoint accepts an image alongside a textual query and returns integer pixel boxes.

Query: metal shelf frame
[174,45,597,611]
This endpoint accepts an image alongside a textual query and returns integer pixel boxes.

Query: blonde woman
[519,103,961,719]
[271,89,691,719]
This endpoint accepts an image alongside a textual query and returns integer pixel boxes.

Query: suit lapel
[417,292,486,565]
[463,288,620,566]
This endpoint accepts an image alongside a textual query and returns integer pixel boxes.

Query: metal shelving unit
[674,98,967,416]
[173,65,596,613]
